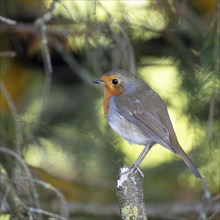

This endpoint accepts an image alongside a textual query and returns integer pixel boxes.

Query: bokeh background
[0,0,219,219]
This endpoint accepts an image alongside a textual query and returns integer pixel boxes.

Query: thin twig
[207,193,220,220]
[0,181,11,213]
[207,95,215,140]
[0,172,69,220]
[52,38,93,83]
[0,146,42,219]
[35,0,59,108]
[0,51,16,58]
[1,22,88,37]
[30,0,58,133]
[58,1,74,21]
[22,177,69,219]
[208,210,220,220]
[0,15,16,25]
[0,171,26,217]
[207,6,220,140]
[99,2,136,72]
[0,81,22,155]
[119,23,136,73]
[39,24,53,107]
[211,193,220,202]
[94,0,97,15]
[28,207,67,220]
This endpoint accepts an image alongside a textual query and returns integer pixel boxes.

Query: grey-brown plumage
[94,69,202,178]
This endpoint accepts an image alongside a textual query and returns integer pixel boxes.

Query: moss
[121,205,139,220]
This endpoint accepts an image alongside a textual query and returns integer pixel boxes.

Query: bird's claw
[135,166,144,177]
[117,165,144,188]
[119,165,144,179]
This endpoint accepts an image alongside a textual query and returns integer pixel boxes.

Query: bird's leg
[119,143,153,179]
[131,143,154,176]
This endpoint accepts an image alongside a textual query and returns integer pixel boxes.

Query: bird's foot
[130,164,144,177]
[117,165,144,188]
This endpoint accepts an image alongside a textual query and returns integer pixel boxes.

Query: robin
[93,69,209,195]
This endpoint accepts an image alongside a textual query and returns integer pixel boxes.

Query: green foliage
[0,0,219,219]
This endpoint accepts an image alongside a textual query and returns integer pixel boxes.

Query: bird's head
[93,69,139,96]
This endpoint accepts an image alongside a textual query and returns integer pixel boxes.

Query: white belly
[107,99,151,145]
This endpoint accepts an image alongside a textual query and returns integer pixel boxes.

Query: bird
[93,69,209,192]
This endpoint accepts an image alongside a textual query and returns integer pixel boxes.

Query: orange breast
[103,85,124,116]
[103,88,112,116]
[100,74,125,116]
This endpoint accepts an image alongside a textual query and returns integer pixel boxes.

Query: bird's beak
[92,79,105,85]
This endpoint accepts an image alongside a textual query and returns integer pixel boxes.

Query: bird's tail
[176,146,202,179]
[176,146,211,200]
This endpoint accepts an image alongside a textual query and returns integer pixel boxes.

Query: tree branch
[0,81,22,155]
[116,166,147,220]
[61,199,219,219]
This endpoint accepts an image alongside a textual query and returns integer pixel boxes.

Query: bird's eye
[112,79,118,85]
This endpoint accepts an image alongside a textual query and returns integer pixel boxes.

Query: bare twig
[0,172,69,220]
[28,0,59,135]
[39,25,53,107]
[52,38,93,84]
[28,207,67,220]
[208,209,220,220]
[207,193,220,220]
[99,2,136,72]
[34,0,59,108]
[0,15,16,25]
[0,51,16,58]
[207,93,215,140]
[22,178,69,219]
[0,172,26,218]
[93,0,97,15]
[0,180,11,212]
[0,147,41,219]
[0,81,22,155]
[211,193,220,202]
[207,8,220,141]
[0,22,88,38]
[58,2,74,21]
[175,1,210,33]
[119,23,136,73]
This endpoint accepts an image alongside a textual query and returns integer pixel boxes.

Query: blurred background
[0,0,219,219]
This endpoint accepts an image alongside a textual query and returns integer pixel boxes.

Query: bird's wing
[114,92,176,153]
